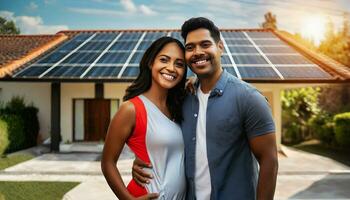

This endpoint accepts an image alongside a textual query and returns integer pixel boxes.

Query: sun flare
[301,15,326,45]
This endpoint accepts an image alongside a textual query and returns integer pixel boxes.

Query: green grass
[0,181,80,200]
[292,140,350,166]
[0,154,34,170]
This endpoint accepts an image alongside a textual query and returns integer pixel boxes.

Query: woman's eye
[160,58,168,62]
[176,62,184,67]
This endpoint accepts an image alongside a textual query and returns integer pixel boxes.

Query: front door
[84,99,110,141]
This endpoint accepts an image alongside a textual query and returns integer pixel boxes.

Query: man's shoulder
[225,72,257,94]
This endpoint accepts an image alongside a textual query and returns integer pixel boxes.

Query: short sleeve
[243,88,275,139]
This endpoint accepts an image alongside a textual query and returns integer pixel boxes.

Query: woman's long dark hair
[123,36,187,123]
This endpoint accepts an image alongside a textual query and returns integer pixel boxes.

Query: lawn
[292,139,350,166]
[0,181,80,200]
[0,154,34,170]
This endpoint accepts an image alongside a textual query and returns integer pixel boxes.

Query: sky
[0,0,349,43]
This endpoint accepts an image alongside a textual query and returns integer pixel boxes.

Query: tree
[261,12,277,30]
[0,16,20,34]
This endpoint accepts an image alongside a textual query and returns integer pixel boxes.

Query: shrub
[334,112,350,147]
[0,115,25,153]
[0,97,39,152]
[0,119,9,156]
[309,112,335,145]
[282,87,321,144]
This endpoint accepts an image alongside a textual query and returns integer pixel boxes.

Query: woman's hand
[132,157,153,186]
[185,76,197,95]
[134,193,159,200]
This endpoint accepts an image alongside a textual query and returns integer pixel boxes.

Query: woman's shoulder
[116,100,136,119]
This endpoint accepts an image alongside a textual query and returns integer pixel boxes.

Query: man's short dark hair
[181,17,221,43]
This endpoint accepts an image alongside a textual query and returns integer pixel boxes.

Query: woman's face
[150,42,186,90]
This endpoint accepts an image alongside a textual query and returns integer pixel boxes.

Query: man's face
[184,28,223,78]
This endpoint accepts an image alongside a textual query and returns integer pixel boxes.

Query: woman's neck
[143,83,168,108]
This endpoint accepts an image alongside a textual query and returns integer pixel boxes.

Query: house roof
[1,28,350,83]
[0,34,68,78]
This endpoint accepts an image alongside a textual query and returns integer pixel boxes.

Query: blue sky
[0,0,349,37]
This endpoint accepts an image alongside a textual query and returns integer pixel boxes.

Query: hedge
[334,112,350,147]
[0,115,25,153]
[0,97,39,155]
[0,119,9,156]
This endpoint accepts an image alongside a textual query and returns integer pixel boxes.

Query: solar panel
[225,39,252,45]
[223,67,238,77]
[122,66,139,77]
[109,41,138,50]
[259,46,298,54]
[118,32,143,40]
[16,66,50,77]
[61,52,100,64]
[92,33,119,41]
[267,55,313,65]
[72,33,94,41]
[170,32,184,42]
[85,66,121,77]
[56,41,84,51]
[253,40,286,45]
[144,32,167,40]
[277,67,332,79]
[38,52,67,64]
[137,41,153,50]
[129,51,144,64]
[97,52,130,64]
[43,66,87,77]
[221,31,246,39]
[79,41,111,51]
[11,30,335,81]
[238,67,280,78]
[246,32,276,38]
[228,46,258,53]
[221,55,232,64]
[232,55,268,64]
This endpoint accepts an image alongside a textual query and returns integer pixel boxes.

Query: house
[1,29,349,152]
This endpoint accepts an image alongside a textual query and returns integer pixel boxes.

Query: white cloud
[120,0,137,12]
[119,0,157,16]
[0,10,68,34]
[28,2,38,10]
[139,5,157,16]
[68,8,125,16]
[0,10,15,20]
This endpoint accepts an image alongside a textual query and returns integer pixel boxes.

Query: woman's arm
[101,101,158,200]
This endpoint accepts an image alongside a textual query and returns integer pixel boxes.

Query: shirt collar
[193,69,229,97]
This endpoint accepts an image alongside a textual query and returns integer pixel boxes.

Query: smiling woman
[301,15,326,45]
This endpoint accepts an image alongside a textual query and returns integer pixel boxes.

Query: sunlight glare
[301,15,326,45]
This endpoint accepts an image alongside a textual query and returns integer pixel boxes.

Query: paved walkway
[1,145,350,200]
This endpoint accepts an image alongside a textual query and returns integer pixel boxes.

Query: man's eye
[185,46,193,51]
[201,42,211,48]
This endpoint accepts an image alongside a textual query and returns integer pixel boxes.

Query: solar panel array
[14,30,333,80]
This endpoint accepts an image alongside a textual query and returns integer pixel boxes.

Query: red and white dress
[126,95,186,200]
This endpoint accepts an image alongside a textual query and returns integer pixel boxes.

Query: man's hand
[132,157,153,186]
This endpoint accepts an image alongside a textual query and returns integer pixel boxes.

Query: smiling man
[133,17,278,200]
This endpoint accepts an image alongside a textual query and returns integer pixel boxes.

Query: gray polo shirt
[181,70,275,200]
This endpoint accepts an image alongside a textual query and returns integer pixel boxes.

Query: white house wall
[61,83,94,143]
[0,82,51,141]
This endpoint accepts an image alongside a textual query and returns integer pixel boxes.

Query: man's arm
[249,133,278,200]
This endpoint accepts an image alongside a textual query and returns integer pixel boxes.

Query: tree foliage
[0,16,20,34]
[260,12,277,30]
